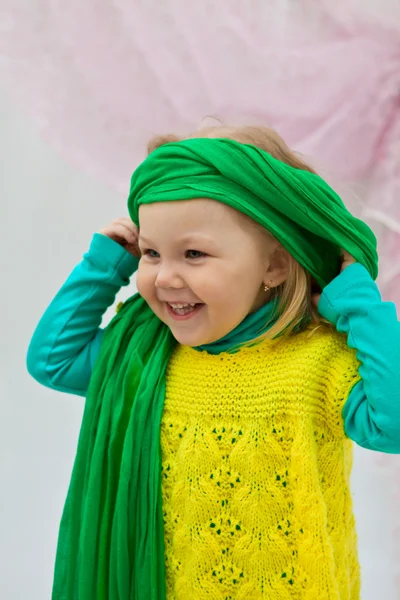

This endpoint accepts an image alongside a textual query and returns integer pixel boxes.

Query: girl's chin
[169,328,223,348]
[170,331,208,347]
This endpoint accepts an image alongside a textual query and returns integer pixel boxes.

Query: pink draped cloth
[2,0,400,590]
[1,1,399,306]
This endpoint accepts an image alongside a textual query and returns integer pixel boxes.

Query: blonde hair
[147,124,332,342]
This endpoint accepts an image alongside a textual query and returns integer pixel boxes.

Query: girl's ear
[264,246,289,288]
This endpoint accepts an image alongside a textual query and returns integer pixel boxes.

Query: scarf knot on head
[128,137,378,288]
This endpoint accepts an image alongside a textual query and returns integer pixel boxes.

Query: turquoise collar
[193,299,279,355]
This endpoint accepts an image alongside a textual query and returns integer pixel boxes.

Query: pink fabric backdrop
[1,0,400,590]
[1,1,399,305]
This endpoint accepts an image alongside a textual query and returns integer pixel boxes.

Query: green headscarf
[128,138,378,288]
[52,138,378,600]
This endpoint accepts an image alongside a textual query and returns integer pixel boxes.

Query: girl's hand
[311,249,357,308]
[340,250,357,272]
[99,217,141,259]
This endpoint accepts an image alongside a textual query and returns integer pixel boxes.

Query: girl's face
[136,199,287,347]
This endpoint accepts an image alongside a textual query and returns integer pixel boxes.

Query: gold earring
[264,281,272,292]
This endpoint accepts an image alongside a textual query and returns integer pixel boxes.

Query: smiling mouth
[166,302,205,319]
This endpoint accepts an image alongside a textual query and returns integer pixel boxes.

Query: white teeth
[169,303,196,308]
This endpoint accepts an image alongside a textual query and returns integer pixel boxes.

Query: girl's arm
[26,233,139,397]
[318,263,400,453]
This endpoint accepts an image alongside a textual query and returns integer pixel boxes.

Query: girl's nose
[155,264,185,289]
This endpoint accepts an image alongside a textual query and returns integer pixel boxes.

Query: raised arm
[27,224,140,397]
[318,263,400,453]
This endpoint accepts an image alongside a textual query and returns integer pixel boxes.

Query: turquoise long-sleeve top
[27,233,400,453]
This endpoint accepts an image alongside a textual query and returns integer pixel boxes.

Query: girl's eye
[186,250,206,259]
[142,249,160,258]
[142,249,206,259]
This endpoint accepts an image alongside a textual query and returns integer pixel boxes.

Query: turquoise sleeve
[26,233,139,396]
[318,263,400,453]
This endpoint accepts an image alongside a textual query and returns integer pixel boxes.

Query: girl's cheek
[136,267,159,304]
[135,269,148,299]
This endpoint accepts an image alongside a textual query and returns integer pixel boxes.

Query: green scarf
[52,138,378,599]
[194,298,280,354]
[128,138,378,288]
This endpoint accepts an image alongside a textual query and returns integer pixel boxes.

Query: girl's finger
[101,223,130,241]
[118,222,138,243]
[117,218,139,240]
[341,249,356,262]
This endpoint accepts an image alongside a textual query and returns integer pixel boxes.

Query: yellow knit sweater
[160,325,362,600]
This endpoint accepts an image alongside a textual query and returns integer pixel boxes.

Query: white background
[1,88,399,599]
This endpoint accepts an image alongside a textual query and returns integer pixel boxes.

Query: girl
[27,125,400,600]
